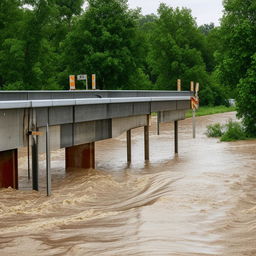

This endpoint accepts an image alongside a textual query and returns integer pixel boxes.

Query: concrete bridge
[0,90,193,193]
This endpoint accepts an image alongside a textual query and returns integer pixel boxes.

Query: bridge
[0,90,193,194]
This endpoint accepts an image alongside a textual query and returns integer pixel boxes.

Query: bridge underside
[0,112,183,189]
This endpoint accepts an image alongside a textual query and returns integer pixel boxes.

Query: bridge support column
[32,136,39,191]
[0,149,18,189]
[174,120,178,154]
[127,130,131,162]
[66,142,95,169]
[144,115,150,160]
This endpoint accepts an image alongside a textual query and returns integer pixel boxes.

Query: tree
[148,4,209,92]
[236,54,256,135]
[217,0,256,134]
[0,0,24,88]
[61,0,146,90]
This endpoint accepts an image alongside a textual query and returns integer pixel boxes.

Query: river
[0,112,255,256]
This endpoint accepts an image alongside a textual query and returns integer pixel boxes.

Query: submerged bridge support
[0,149,18,189]
[66,142,95,170]
[0,90,193,191]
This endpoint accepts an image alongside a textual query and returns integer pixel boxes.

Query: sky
[128,0,224,26]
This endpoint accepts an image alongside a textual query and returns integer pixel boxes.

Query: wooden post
[127,130,131,162]
[177,79,181,91]
[190,81,194,92]
[144,115,150,161]
[196,82,200,94]
[174,120,178,154]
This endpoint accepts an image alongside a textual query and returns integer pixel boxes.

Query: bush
[220,120,247,141]
[206,123,224,137]
[206,120,250,141]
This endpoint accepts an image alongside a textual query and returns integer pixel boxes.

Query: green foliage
[206,120,252,142]
[148,4,209,92]
[199,72,229,106]
[217,0,256,89]
[60,0,145,90]
[236,54,256,136]
[216,0,256,135]
[206,123,224,137]
[220,120,247,142]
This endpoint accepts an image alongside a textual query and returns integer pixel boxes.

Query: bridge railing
[0,90,193,101]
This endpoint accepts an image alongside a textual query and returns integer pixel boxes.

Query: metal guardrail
[0,96,191,109]
[0,90,193,101]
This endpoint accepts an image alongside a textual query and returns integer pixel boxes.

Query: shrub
[206,120,250,141]
[220,120,247,142]
[206,123,224,137]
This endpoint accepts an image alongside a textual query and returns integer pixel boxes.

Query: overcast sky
[128,0,223,26]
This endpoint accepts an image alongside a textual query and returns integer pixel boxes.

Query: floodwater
[0,112,256,256]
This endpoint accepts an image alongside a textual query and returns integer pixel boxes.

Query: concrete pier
[144,115,150,160]
[66,143,95,169]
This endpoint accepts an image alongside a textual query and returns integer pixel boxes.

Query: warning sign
[191,96,199,110]
[69,75,76,90]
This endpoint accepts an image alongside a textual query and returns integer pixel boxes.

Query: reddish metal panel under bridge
[0,149,18,189]
[66,143,95,170]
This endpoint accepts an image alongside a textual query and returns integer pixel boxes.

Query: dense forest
[0,0,255,134]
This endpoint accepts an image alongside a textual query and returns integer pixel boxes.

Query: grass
[206,120,254,142]
[186,105,236,118]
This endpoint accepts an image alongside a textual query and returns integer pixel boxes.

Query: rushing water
[0,112,256,256]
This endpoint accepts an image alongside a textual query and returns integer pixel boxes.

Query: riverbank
[186,105,236,118]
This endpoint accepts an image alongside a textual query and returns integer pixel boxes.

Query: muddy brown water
[0,112,255,256]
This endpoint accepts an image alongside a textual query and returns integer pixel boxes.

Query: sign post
[191,83,200,139]
[69,75,76,90]
[77,74,88,90]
